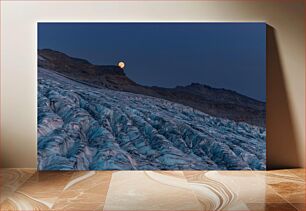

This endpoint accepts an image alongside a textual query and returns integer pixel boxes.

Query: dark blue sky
[38,23,266,101]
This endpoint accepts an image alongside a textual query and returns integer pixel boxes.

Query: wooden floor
[0,169,304,211]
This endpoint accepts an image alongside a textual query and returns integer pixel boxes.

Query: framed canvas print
[37,23,266,170]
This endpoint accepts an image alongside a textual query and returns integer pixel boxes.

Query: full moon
[118,61,125,69]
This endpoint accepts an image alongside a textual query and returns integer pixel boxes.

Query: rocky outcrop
[151,84,266,127]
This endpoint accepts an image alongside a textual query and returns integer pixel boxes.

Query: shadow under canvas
[266,25,300,169]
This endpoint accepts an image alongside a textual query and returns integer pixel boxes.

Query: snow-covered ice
[38,68,266,170]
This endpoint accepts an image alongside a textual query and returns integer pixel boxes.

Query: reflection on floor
[0,169,304,210]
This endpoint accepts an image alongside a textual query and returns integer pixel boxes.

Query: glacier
[38,68,266,170]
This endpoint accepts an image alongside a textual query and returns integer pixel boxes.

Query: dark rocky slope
[38,49,265,127]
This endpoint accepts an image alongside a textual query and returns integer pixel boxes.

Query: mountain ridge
[38,49,265,127]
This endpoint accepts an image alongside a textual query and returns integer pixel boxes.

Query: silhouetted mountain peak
[39,49,92,65]
[189,82,208,88]
[38,49,124,75]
